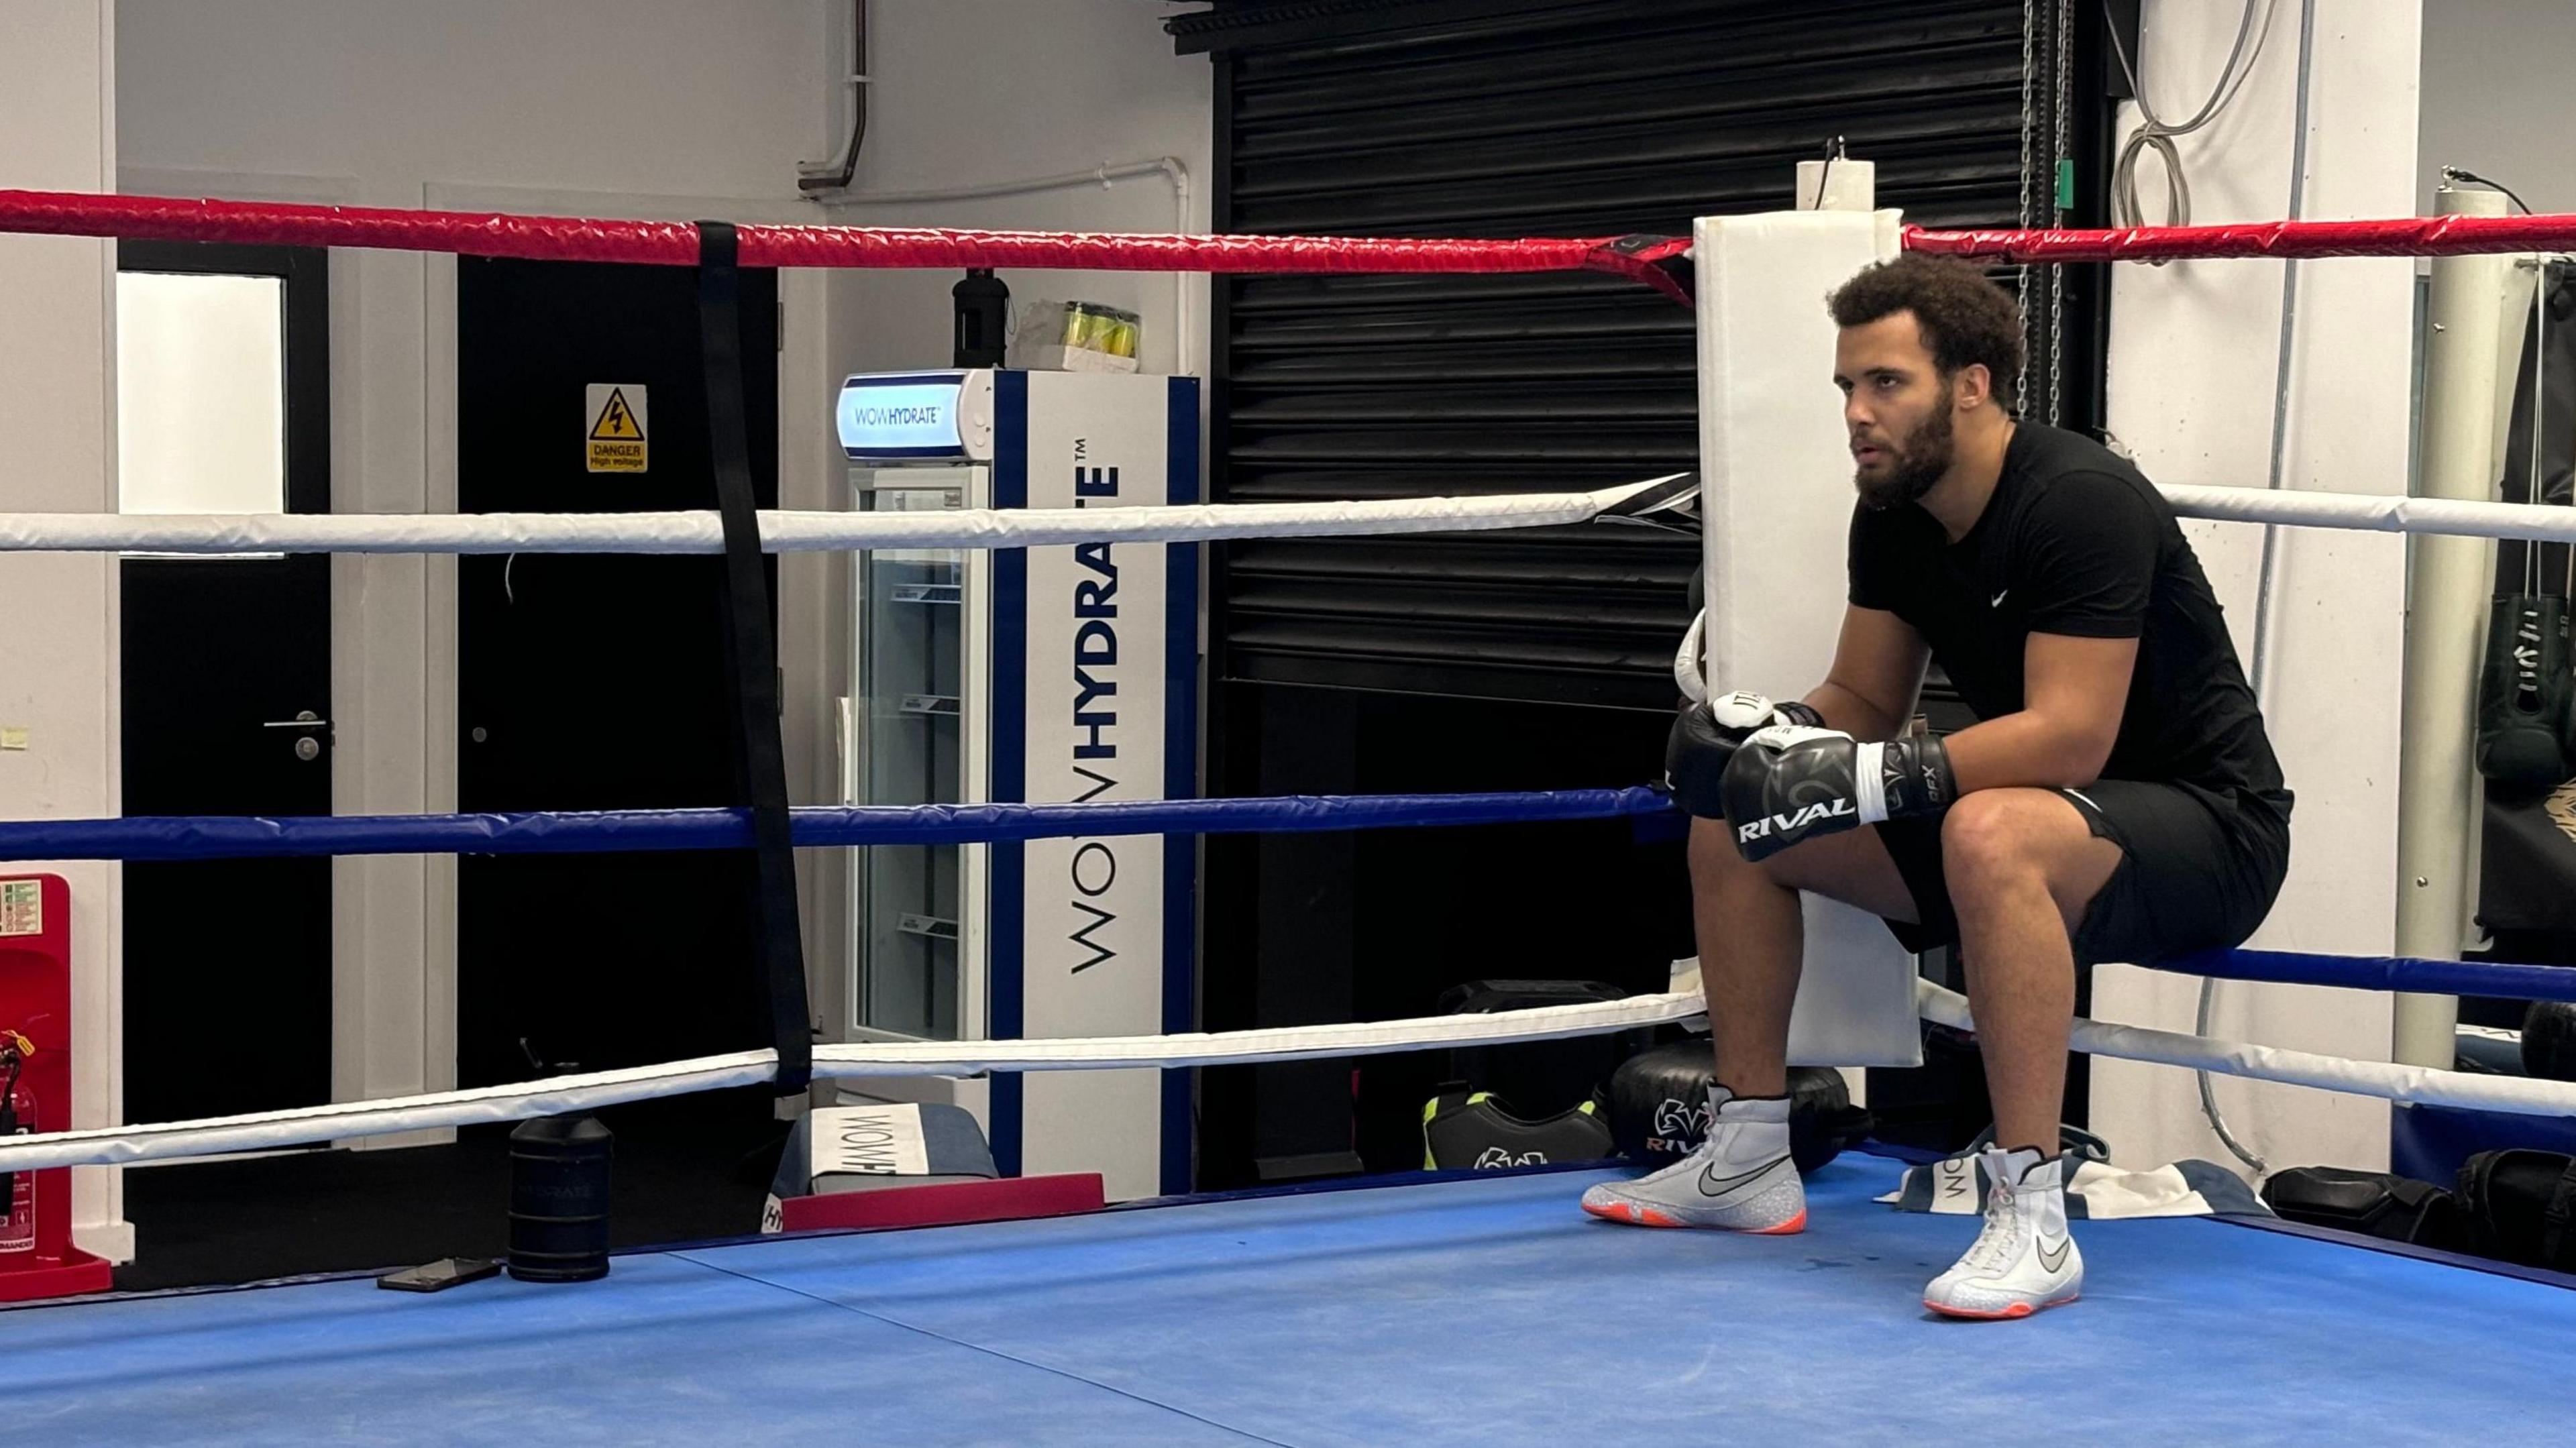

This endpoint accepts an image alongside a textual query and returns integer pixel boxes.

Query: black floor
[116,1089,787,1292]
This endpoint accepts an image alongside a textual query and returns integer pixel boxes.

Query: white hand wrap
[1854,740,1890,825]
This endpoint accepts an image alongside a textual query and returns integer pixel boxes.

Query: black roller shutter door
[1167,0,2104,1186]
[1182,0,2049,709]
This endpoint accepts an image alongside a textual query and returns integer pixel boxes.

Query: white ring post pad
[1695,206,1921,1068]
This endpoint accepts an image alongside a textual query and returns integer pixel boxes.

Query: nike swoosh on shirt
[2037,1235,2072,1273]
[1990,590,2010,608]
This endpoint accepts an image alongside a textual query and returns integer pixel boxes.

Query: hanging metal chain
[2016,0,2038,414]
[2017,0,2037,227]
[2047,0,2072,427]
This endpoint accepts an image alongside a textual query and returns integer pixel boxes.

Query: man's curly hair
[1826,256,2025,406]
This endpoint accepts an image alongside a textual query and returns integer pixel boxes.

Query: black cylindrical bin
[507,1115,613,1282]
[953,268,1010,368]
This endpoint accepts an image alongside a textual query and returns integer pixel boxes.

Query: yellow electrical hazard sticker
[586,383,648,473]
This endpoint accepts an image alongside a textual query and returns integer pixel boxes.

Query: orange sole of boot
[1582,1201,1807,1234]
[1922,1292,2079,1321]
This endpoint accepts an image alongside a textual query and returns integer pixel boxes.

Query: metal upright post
[2394,183,2518,1067]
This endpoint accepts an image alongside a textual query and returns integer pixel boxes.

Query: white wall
[118,1,832,194]
[2090,0,2422,1175]
[115,0,837,1125]
[0,0,127,1259]
[820,1,1213,382]
[2419,0,2576,215]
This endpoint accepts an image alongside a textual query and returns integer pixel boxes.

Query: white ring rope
[0,478,1679,556]
[1673,607,1708,704]
[2158,483,2576,544]
[0,990,1709,1172]
[1917,979,2576,1118]
[17,976,2576,1174]
[6,476,2576,557]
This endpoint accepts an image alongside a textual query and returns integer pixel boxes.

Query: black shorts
[1876,780,2290,966]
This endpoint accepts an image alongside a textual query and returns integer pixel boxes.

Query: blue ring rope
[0,787,1680,862]
[14,792,2575,1005]
[2147,948,2576,1005]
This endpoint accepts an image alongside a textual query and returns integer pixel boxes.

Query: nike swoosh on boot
[1696,1154,1790,1204]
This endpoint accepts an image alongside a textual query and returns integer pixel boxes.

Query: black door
[118,241,333,1125]
[455,258,779,1087]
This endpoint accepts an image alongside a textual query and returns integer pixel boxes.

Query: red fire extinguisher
[0,874,111,1300]
[3,1030,34,1256]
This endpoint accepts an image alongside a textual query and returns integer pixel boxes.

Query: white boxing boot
[1923,1146,2083,1319]
[1580,1087,1805,1233]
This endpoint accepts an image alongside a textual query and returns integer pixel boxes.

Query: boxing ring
[9,1159,2574,1445]
[6,184,2576,1443]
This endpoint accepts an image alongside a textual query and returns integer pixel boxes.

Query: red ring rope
[8,188,2571,286]
[1902,212,2576,262]
[0,188,1693,300]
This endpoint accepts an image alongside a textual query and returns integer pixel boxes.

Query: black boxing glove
[1664,691,1827,818]
[1720,724,1957,862]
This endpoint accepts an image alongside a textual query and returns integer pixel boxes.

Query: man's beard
[1856,386,1955,511]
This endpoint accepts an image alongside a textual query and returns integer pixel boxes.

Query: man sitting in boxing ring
[1585,256,2296,1320]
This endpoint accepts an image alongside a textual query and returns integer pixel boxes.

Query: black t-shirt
[1847,422,2290,820]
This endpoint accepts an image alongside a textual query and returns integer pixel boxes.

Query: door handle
[263,711,333,761]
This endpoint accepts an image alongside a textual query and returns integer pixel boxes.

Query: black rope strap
[695,221,811,1093]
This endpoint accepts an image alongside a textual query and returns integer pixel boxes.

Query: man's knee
[1942,789,2119,930]
[1693,812,1908,923]
[1939,790,2068,888]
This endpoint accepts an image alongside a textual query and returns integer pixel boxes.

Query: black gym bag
[2454,1149,2576,1271]
[1436,979,1641,1119]
[2261,1166,2466,1249]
